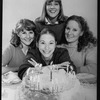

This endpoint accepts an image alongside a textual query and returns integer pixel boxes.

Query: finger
[28,60,36,66]
[30,58,37,65]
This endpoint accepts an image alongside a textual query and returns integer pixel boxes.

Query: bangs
[15,19,36,33]
[46,0,61,4]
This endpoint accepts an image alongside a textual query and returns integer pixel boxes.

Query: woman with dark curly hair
[2,19,37,74]
[57,15,97,76]
[35,0,68,44]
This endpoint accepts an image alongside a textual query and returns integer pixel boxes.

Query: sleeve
[18,49,38,80]
[2,45,13,67]
[58,49,77,72]
[80,46,97,76]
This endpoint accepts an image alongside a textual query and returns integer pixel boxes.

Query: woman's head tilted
[10,19,37,48]
[36,28,57,60]
[40,0,65,22]
[65,15,97,51]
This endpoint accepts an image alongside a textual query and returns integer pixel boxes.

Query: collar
[45,17,59,25]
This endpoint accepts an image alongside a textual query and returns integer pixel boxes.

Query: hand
[28,58,42,69]
[28,58,38,66]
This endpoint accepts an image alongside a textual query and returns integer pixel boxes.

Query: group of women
[2,0,97,80]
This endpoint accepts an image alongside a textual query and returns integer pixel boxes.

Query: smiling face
[65,20,83,45]
[46,1,60,18]
[38,32,56,60]
[18,29,34,46]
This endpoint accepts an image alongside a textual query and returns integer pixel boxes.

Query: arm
[78,47,97,76]
[2,66,19,74]
[18,49,38,80]
[2,45,13,74]
[57,48,76,72]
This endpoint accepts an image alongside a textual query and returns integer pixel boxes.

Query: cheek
[38,44,44,50]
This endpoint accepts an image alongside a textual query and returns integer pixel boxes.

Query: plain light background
[3,0,97,50]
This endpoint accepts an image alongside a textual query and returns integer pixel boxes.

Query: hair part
[65,15,97,52]
[36,28,57,43]
[10,19,37,48]
[37,0,66,23]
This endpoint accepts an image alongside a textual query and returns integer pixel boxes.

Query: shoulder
[35,17,40,22]
[35,17,42,23]
[55,47,69,54]
[3,44,15,52]
[83,43,97,53]
[28,48,39,56]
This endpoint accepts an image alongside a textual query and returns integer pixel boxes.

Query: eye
[73,29,77,31]
[22,32,26,34]
[40,41,45,44]
[47,2,51,6]
[54,2,59,6]
[50,41,55,45]
[66,27,70,30]
[29,31,34,34]
[50,42,53,44]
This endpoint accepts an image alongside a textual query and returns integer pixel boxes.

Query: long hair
[65,15,97,52]
[10,19,37,48]
[36,0,67,24]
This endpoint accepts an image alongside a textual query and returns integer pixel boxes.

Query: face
[65,20,83,43]
[18,29,34,46]
[38,33,56,59]
[46,1,60,18]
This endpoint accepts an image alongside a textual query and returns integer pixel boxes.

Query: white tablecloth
[2,81,96,100]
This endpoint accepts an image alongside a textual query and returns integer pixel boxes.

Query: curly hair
[36,0,67,23]
[65,15,97,52]
[10,19,37,48]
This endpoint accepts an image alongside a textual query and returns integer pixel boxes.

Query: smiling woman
[18,28,76,80]
[2,19,37,74]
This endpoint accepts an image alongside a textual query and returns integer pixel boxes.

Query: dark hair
[36,28,57,43]
[10,19,37,48]
[65,15,97,52]
[36,0,67,24]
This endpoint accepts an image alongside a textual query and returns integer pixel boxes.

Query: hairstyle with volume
[36,0,67,23]
[10,19,37,48]
[65,15,97,52]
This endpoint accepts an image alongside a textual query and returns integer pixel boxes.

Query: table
[2,80,97,100]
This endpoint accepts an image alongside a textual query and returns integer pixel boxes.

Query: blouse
[2,44,26,71]
[58,44,97,76]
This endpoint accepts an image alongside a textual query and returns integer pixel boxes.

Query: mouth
[25,39,33,42]
[49,9,57,13]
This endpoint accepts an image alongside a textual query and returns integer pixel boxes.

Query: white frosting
[24,66,78,93]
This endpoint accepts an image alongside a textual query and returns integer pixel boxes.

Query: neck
[42,54,53,62]
[47,16,58,24]
[20,43,29,55]
[67,41,78,48]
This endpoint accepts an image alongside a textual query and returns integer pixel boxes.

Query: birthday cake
[22,64,78,93]
[16,64,80,100]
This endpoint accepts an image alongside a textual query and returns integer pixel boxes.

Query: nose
[45,44,49,50]
[66,29,72,36]
[26,33,30,38]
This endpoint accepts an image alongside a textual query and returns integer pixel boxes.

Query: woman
[18,28,76,80]
[2,19,37,74]
[35,0,68,44]
[58,15,97,76]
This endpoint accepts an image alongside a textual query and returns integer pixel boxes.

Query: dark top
[18,47,76,79]
[35,17,68,44]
